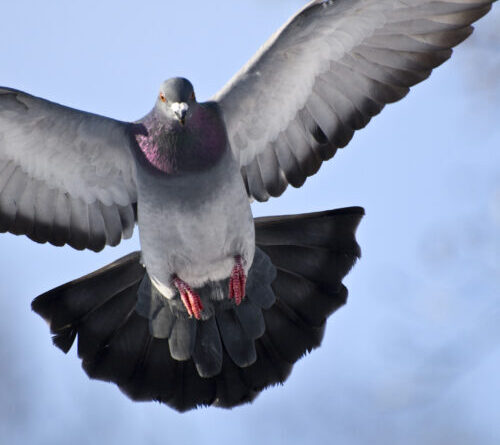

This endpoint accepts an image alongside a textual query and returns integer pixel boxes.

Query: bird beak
[171,102,189,125]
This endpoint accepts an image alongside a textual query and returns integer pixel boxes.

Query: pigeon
[0,0,495,412]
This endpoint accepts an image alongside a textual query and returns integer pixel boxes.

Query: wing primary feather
[0,162,17,231]
[0,167,28,232]
[256,147,288,198]
[284,119,322,177]
[339,51,428,89]
[331,60,408,104]
[322,67,385,122]
[99,202,123,246]
[118,205,135,240]
[387,2,492,22]
[33,183,58,243]
[51,191,71,246]
[306,90,354,149]
[87,202,107,252]
[354,45,452,72]
[12,178,37,237]
[272,136,305,188]
[315,76,369,130]
[68,198,90,251]
[244,160,269,202]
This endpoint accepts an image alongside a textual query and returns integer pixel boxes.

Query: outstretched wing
[0,87,137,251]
[214,0,495,201]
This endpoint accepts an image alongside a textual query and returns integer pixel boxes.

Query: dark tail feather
[32,252,144,354]
[32,206,364,412]
[254,206,363,366]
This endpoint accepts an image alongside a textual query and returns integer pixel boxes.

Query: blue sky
[1,1,499,444]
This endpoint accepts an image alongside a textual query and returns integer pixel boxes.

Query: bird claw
[173,276,203,320]
[229,255,246,305]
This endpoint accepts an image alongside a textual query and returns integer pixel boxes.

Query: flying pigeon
[0,0,496,412]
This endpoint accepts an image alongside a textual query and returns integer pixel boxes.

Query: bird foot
[229,255,246,305]
[173,276,203,320]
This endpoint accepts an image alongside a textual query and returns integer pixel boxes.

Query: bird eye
[191,92,196,101]
[160,93,166,102]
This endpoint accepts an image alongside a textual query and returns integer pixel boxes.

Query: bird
[0,0,496,412]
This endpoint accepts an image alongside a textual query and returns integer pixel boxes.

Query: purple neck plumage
[134,105,227,174]
[135,113,169,171]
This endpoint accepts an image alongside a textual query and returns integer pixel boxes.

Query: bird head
[157,77,197,125]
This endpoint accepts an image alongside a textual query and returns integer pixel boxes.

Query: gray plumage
[215,0,496,201]
[0,0,495,412]
[0,88,136,250]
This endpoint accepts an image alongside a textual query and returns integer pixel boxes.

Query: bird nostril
[171,102,189,123]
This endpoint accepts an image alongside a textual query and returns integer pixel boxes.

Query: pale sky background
[0,1,499,444]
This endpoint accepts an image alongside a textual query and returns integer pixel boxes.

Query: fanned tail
[32,206,364,412]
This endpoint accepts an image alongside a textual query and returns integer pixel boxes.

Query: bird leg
[172,276,203,320]
[229,255,246,305]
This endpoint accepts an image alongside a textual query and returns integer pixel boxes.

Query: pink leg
[172,276,204,320]
[229,255,247,305]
